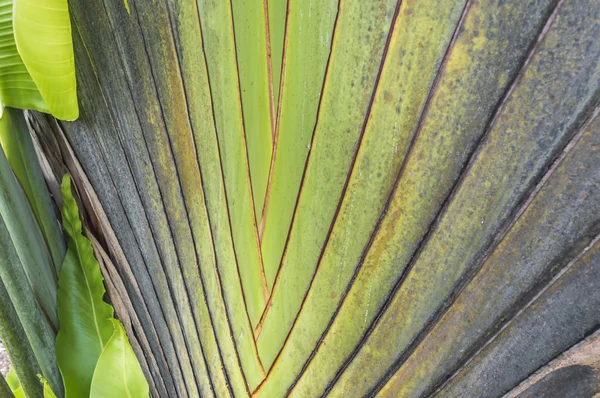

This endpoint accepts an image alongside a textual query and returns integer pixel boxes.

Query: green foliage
[57,175,149,398]
[0,126,58,329]
[6,368,25,398]
[6,368,61,398]
[39,377,58,398]
[0,131,61,395]
[0,0,78,119]
[89,320,150,398]
[0,0,150,394]
[0,108,66,275]
[2,0,599,395]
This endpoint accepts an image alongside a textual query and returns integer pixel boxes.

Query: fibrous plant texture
[2,0,600,397]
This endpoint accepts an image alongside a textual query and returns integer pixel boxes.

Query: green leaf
[0,107,66,275]
[13,0,78,120]
[0,140,58,329]
[56,174,114,398]
[0,0,47,115]
[39,375,58,398]
[90,320,149,398]
[6,367,26,398]
[0,0,78,119]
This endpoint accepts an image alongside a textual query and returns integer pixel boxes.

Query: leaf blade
[0,108,66,275]
[90,320,149,398]
[13,0,78,119]
[0,0,47,114]
[56,174,114,398]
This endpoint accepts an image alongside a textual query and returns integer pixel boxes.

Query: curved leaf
[0,0,77,119]
[56,174,114,398]
[13,0,78,119]
[0,0,47,114]
[90,320,149,398]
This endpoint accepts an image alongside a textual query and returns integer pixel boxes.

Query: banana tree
[2,0,600,396]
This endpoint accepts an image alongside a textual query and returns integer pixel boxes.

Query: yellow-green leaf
[6,367,25,398]
[90,320,149,398]
[56,174,114,398]
[0,0,47,115]
[13,0,78,120]
[39,376,57,398]
[0,0,77,119]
